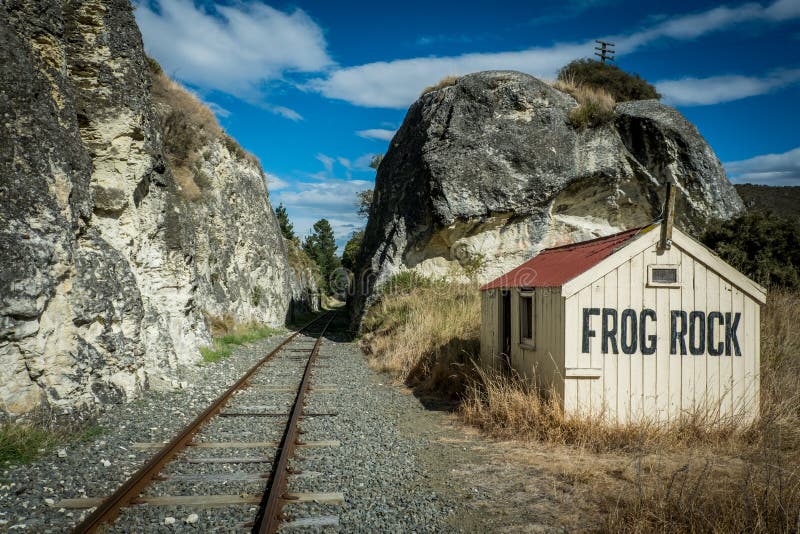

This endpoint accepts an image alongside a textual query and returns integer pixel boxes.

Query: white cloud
[264,171,289,191]
[205,101,231,118]
[353,153,380,170]
[274,177,372,248]
[307,44,586,108]
[270,105,303,121]
[315,153,335,175]
[308,0,800,109]
[136,0,332,99]
[657,69,800,106]
[725,147,800,185]
[356,128,397,141]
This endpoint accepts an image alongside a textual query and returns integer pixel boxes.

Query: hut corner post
[659,181,676,250]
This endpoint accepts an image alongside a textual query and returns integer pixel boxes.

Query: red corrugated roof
[480,226,649,290]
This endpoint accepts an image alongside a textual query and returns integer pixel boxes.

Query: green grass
[0,422,60,466]
[0,422,106,466]
[200,324,281,363]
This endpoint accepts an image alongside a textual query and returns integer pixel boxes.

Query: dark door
[501,290,512,372]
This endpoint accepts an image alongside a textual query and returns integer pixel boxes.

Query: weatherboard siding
[513,288,565,399]
[562,239,760,424]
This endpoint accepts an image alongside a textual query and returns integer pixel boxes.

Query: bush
[361,275,480,397]
[558,59,660,102]
[701,212,800,290]
[553,79,616,129]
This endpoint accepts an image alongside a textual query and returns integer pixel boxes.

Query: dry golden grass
[552,76,616,129]
[602,289,800,533]
[421,75,460,96]
[150,71,260,200]
[360,273,479,397]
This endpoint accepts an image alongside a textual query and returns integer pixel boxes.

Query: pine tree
[275,203,295,241]
[341,230,364,271]
[303,219,341,294]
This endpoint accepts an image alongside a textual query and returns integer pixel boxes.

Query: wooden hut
[479,222,766,424]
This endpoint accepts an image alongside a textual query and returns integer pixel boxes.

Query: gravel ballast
[0,319,492,532]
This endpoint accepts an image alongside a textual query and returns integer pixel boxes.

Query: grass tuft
[421,75,460,96]
[150,71,261,201]
[552,77,616,129]
[0,423,60,465]
[0,422,106,466]
[199,320,280,363]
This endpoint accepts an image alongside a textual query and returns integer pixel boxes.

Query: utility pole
[594,40,615,63]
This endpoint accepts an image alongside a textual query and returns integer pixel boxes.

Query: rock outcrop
[285,240,322,321]
[352,71,743,323]
[0,0,295,417]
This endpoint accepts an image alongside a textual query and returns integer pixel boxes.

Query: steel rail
[254,312,336,533]
[72,312,333,533]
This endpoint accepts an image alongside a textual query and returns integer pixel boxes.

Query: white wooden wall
[480,290,500,371]
[563,241,761,424]
[510,288,565,399]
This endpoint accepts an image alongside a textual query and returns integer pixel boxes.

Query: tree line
[274,185,371,297]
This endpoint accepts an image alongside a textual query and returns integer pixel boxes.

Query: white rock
[164,517,176,525]
[44,498,55,506]
[100,459,111,467]
[185,513,199,524]
[57,449,67,458]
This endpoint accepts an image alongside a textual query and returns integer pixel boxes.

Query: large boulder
[352,71,743,323]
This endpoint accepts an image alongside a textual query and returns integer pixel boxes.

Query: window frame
[647,264,682,288]
[518,290,535,349]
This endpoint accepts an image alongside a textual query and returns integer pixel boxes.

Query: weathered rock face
[285,240,322,321]
[0,0,293,417]
[353,71,743,322]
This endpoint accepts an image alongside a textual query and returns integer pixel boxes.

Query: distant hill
[735,184,800,219]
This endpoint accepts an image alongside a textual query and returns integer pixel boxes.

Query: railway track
[57,311,341,532]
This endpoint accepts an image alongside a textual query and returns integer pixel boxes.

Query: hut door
[501,290,512,372]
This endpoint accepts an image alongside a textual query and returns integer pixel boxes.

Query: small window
[519,291,535,347]
[648,264,681,287]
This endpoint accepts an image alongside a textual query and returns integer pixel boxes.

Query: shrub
[145,55,163,75]
[421,75,459,96]
[361,275,480,397]
[558,59,660,102]
[701,212,800,290]
[554,78,617,129]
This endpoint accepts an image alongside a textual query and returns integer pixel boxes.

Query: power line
[594,40,615,63]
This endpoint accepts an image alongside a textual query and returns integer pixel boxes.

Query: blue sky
[135,0,800,248]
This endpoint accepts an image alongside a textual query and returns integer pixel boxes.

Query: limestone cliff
[0,0,295,417]
[352,71,743,323]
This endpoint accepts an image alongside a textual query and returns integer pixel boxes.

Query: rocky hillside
[352,71,743,323]
[0,0,304,417]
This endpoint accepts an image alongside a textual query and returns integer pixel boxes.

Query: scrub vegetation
[147,56,258,201]
[360,271,800,531]
[553,77,617,129]
[557,58,661,102]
